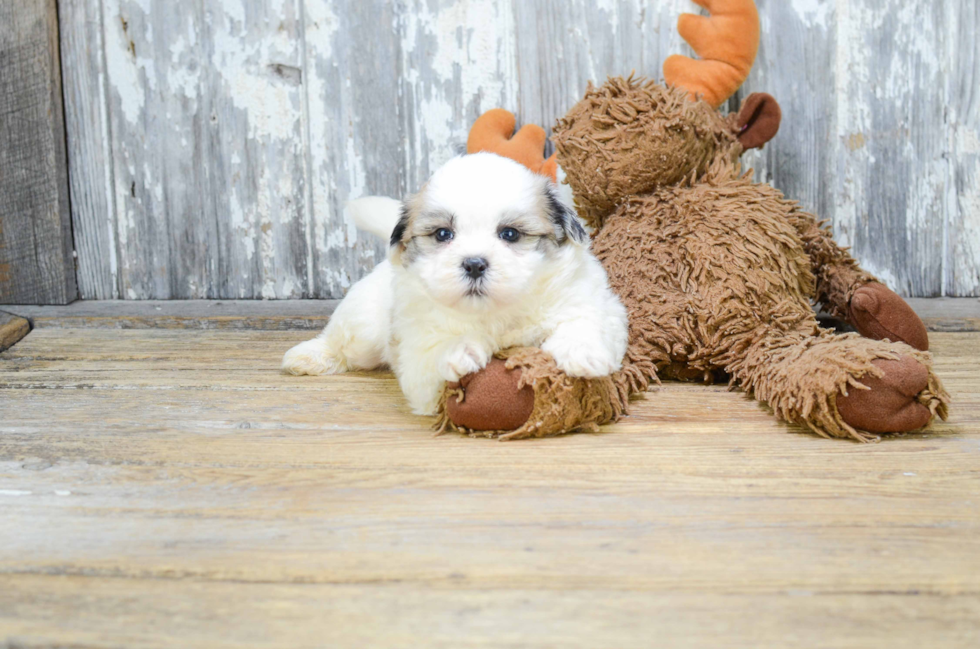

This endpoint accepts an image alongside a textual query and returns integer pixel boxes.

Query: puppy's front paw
[282,338,343,376]
[543,336,620,378]
[438,339,491,382]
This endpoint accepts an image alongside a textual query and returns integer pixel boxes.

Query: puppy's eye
[433,228,454,242]
[498,227,521,243]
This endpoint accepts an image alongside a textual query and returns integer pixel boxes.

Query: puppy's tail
[345,196,403,242]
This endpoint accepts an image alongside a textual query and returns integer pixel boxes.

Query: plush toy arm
[467,109,558,182]
[436,347,635,440]
[788,211,929,351]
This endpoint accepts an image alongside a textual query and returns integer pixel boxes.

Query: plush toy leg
[436,348,640,440]
[727,326,948,442]
[790,212,929,351]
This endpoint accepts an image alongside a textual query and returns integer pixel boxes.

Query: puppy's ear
[544,185,586,244]
[386,203,413,267]
[389,203,411,248]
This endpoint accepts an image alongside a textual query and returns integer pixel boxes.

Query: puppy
[282,153,628,416]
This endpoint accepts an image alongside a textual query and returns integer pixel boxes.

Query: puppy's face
[390,153,586,311]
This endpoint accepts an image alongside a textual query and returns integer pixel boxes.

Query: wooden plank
[99,0,209,299]
[0,0,77,305]
[303,0,399,298]
[97,0,311,299]
[906,297,980,332]
[0,329,977,647]
[947,0,980,295]
[207,0,311,299]
[2,298,976,332]
[397,0,519,194]
[2,577,976,649]
[738,0,837,233]
[58,0,119,300]
[0,311,31,351]
[742,0,949,298]
[2,299,337,330]
[828,0,947,296]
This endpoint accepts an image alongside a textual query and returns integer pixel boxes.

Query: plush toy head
[553,78,781,230]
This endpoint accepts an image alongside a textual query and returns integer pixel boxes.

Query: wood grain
[0,328,977,646]
[1,578,977,649]
[303,0,398,297]
[0,0,77,305]
[58,0,119,300]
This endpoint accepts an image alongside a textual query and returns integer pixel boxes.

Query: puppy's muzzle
[462,257,489,280]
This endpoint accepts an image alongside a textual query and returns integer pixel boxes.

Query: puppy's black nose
[462,257,489,279]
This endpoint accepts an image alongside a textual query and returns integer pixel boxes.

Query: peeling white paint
[953,159,980,293]
[211,11,300,142]
[303,0,341,290]
[342,128,364,247]
[790,0,832,29]
[228,191,255,262]
[832,0,871,249]
[223,0,247,25]
[402,0,517,176]
[104,0,146,124]
[960,127,980,156]
[166,34,200,100]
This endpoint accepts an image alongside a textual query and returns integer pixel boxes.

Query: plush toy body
[441,0,948,442]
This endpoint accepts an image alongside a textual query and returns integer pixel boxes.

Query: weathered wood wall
[58,0,980,299]
[0,0,77,305]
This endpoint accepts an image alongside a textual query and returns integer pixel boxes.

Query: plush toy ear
[736,93,781,149]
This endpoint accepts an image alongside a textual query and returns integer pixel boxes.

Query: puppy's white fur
[283,153,628,416]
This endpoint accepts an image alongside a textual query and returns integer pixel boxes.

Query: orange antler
[466,109,557,182]
[663,0,760,108]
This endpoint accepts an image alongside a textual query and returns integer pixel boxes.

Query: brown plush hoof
[837,357,933,434]
[849,283,929,351]
[445,358,535,431]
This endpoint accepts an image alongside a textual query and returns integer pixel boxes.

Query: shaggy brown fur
[554,78,740,230]
[439,77,949,441]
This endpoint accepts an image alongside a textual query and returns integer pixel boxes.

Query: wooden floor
[1,325,978,648]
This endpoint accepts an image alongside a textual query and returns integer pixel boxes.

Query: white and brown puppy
[282,153,628,416]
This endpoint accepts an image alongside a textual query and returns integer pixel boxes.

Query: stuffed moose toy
[436,0,949,442]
